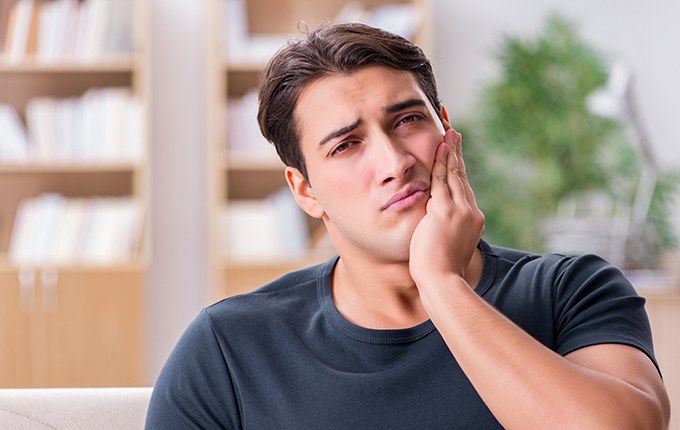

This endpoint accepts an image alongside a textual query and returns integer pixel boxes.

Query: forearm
[419,273,667,430]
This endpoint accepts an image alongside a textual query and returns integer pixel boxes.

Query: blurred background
[0,0,679,425]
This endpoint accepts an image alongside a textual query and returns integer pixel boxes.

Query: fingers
[430,128,479,210]
[452,130,479,207]
[429,142,451,201]
[427,127,485,241]
[445,129,468,206]
[451,130,464,176]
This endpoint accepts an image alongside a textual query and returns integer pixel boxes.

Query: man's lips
[381,182,430,211]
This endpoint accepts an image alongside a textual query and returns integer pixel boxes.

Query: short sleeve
[552,254,659,373]
[145,309,241,429]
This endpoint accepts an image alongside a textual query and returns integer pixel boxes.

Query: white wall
[432,0,680,235]
[147,0,208,384]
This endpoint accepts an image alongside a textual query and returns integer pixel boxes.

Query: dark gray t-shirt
[145,241,657,429]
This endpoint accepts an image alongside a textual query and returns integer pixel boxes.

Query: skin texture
[285,65,670,429]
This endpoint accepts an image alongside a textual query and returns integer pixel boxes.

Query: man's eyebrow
[385,98,427,114]
[318,118,362,147]
[316,99,426,147]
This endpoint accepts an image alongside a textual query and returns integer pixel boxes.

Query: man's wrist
[416,271,471,310]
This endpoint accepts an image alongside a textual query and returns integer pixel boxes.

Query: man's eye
[331,141,353,156]
[398,114,424,126]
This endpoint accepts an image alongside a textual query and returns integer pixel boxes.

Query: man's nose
[374,134,416,185]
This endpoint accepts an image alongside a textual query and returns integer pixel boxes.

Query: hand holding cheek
[409,129,485,288]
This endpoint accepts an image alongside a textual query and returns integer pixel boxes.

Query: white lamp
[586,61,658,267]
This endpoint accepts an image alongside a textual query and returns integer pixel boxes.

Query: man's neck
[331,248,484,330]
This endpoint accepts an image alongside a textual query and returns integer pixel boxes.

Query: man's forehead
[293,66,440,144]
[297,70,426,116]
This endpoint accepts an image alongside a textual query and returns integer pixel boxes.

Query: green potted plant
[462,14,678,268]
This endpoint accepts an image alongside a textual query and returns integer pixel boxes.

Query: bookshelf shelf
[0,257,147,272]
[208,0,433,299]
[0,163,139,173]
[224,61,265,73]
[223,153,283,171]
[0,59,135,74]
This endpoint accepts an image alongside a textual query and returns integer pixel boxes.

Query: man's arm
[409,129,671,430]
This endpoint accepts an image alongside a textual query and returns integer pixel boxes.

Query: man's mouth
[381,182,429,211]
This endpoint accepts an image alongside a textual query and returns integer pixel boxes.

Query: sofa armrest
[0,387,152,430]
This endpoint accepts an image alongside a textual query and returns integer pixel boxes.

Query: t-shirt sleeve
[145,309,241,429]
[552,254,659,373]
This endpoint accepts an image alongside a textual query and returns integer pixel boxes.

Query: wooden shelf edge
[0,259,148,273]
[0,57,136,73]
[221,255,334,270]
[222,152,284,171]
[224,60,267,73]
[0,163,142,174]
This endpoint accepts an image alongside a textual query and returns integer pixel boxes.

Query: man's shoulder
[485,242,565,269]
[483,241,623,287]
[487,240,612,267]
[205,257,335,323]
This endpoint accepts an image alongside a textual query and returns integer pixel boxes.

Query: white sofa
[0,387,152,430]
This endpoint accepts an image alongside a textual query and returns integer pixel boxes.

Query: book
[76,0,132,60]
[35,0,57,62]
[5,0,35,64]
[25,1,42,57]
[8,197,38,266]
[0,0,14,51]
[104,0,133,56]
[25,96,56,163]
[0,104,30,163]
[26,193,63,265]
[80,198,119,265]
[52,198,88,265]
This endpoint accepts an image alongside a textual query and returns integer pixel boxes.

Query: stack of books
[0,88,144,165]
[8,193,145,266]
[221,187,309,262]
[2,0,132,64]
[225,90,280,163]
[222,0,421,64]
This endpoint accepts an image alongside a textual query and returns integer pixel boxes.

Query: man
[146,23,670,429]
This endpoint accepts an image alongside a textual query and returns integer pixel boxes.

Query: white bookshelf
[0,0,149,388]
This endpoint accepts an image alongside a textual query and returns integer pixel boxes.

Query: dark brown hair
[257,22,441,181]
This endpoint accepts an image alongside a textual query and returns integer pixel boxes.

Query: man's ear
[285,166,325,219]
[441,105,451,129]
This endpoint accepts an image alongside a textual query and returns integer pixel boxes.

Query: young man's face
[287,65,446,263]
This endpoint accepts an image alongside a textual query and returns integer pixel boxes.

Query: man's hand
[407,131,669,430]
[409,128,484,287]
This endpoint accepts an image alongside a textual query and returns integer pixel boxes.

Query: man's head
[257,22,442,183]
